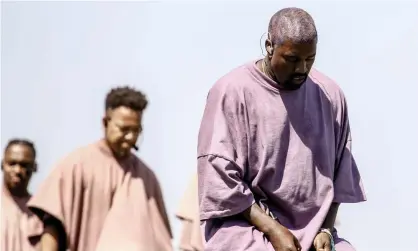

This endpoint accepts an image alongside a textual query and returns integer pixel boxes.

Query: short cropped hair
[268,7,317,46]
[4,138,36,158]
[105,86,148,112]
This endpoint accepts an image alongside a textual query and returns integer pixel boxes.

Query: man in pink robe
[176,174,203,251]
[1,139,43,251]
[28,87,173,251]
[197,7,366,251]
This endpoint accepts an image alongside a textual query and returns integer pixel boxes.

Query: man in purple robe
[197,7,366,251]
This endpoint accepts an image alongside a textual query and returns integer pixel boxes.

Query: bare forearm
[41,225,59,251]
[242,203,282,235]
[322,202,340,230]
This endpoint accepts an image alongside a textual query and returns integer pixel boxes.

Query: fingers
[313,242,323,251]
[283,240,301,251]
[313,236,320,250]
[315,243,331,251]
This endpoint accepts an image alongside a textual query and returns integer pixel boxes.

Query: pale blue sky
[1,1,418,251]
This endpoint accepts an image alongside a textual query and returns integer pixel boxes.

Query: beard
[261,59,308,91]
[281,74,308,90]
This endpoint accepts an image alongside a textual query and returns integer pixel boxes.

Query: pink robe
[176,174,203,251]
[1,188,43,251]
[197,60,366,251]
[28,140,173,251]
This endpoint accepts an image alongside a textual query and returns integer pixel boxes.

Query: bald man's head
[262,7,317,91]
[268,7,317,46]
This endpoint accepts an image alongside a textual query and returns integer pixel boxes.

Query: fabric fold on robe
[27,140,172,251]
[1,188,43,251]
[176,174,203,251]
[197,60,366,251]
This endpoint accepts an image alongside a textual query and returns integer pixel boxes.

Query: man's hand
[266,223,301,251]
[313,232,331,251]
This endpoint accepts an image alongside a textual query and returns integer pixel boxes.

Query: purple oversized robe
[197,60,366,251]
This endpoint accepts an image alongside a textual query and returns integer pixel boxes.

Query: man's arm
[41,216,67,251]
[242,203,281,236]
[41,225,59,251]
[321,203,340,230]
[242,203,301,251]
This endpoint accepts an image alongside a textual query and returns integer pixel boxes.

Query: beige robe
[1,188,43,251]
[28,140,172,251]
[176,175,203,251]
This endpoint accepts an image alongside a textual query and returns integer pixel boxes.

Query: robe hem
[198,153,239,166]
[333,195,367,204]
[199,199,255,221]
[27,229,44,239]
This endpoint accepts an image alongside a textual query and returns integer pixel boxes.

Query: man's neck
[104,140,132,161]
[259,58,277,83]
[98,139,132,162]
[113,151,131,162]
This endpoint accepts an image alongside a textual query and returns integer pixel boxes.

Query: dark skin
[2,144,37,198]
[103,106,143,159]
[247,38,339,251]
[258,38,317,91]
[242,204,302,251]
[41,105,143,251]
[314,203,339,251]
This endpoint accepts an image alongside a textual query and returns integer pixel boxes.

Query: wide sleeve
[150,173,173,238]
[146,169,173,251]
[197,83,255,220]
[27,156,83,247]
[333,94,367,203]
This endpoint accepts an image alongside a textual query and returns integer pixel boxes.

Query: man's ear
[103,116,109,128]
[265,39,274,57]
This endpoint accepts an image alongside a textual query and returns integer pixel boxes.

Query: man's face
[2,144,36,192]
[268,39,317,90]
[104,106,142,158]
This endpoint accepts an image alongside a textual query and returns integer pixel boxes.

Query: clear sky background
[1,1,418,251]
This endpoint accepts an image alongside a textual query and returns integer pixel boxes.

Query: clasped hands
[266,223,332,251]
